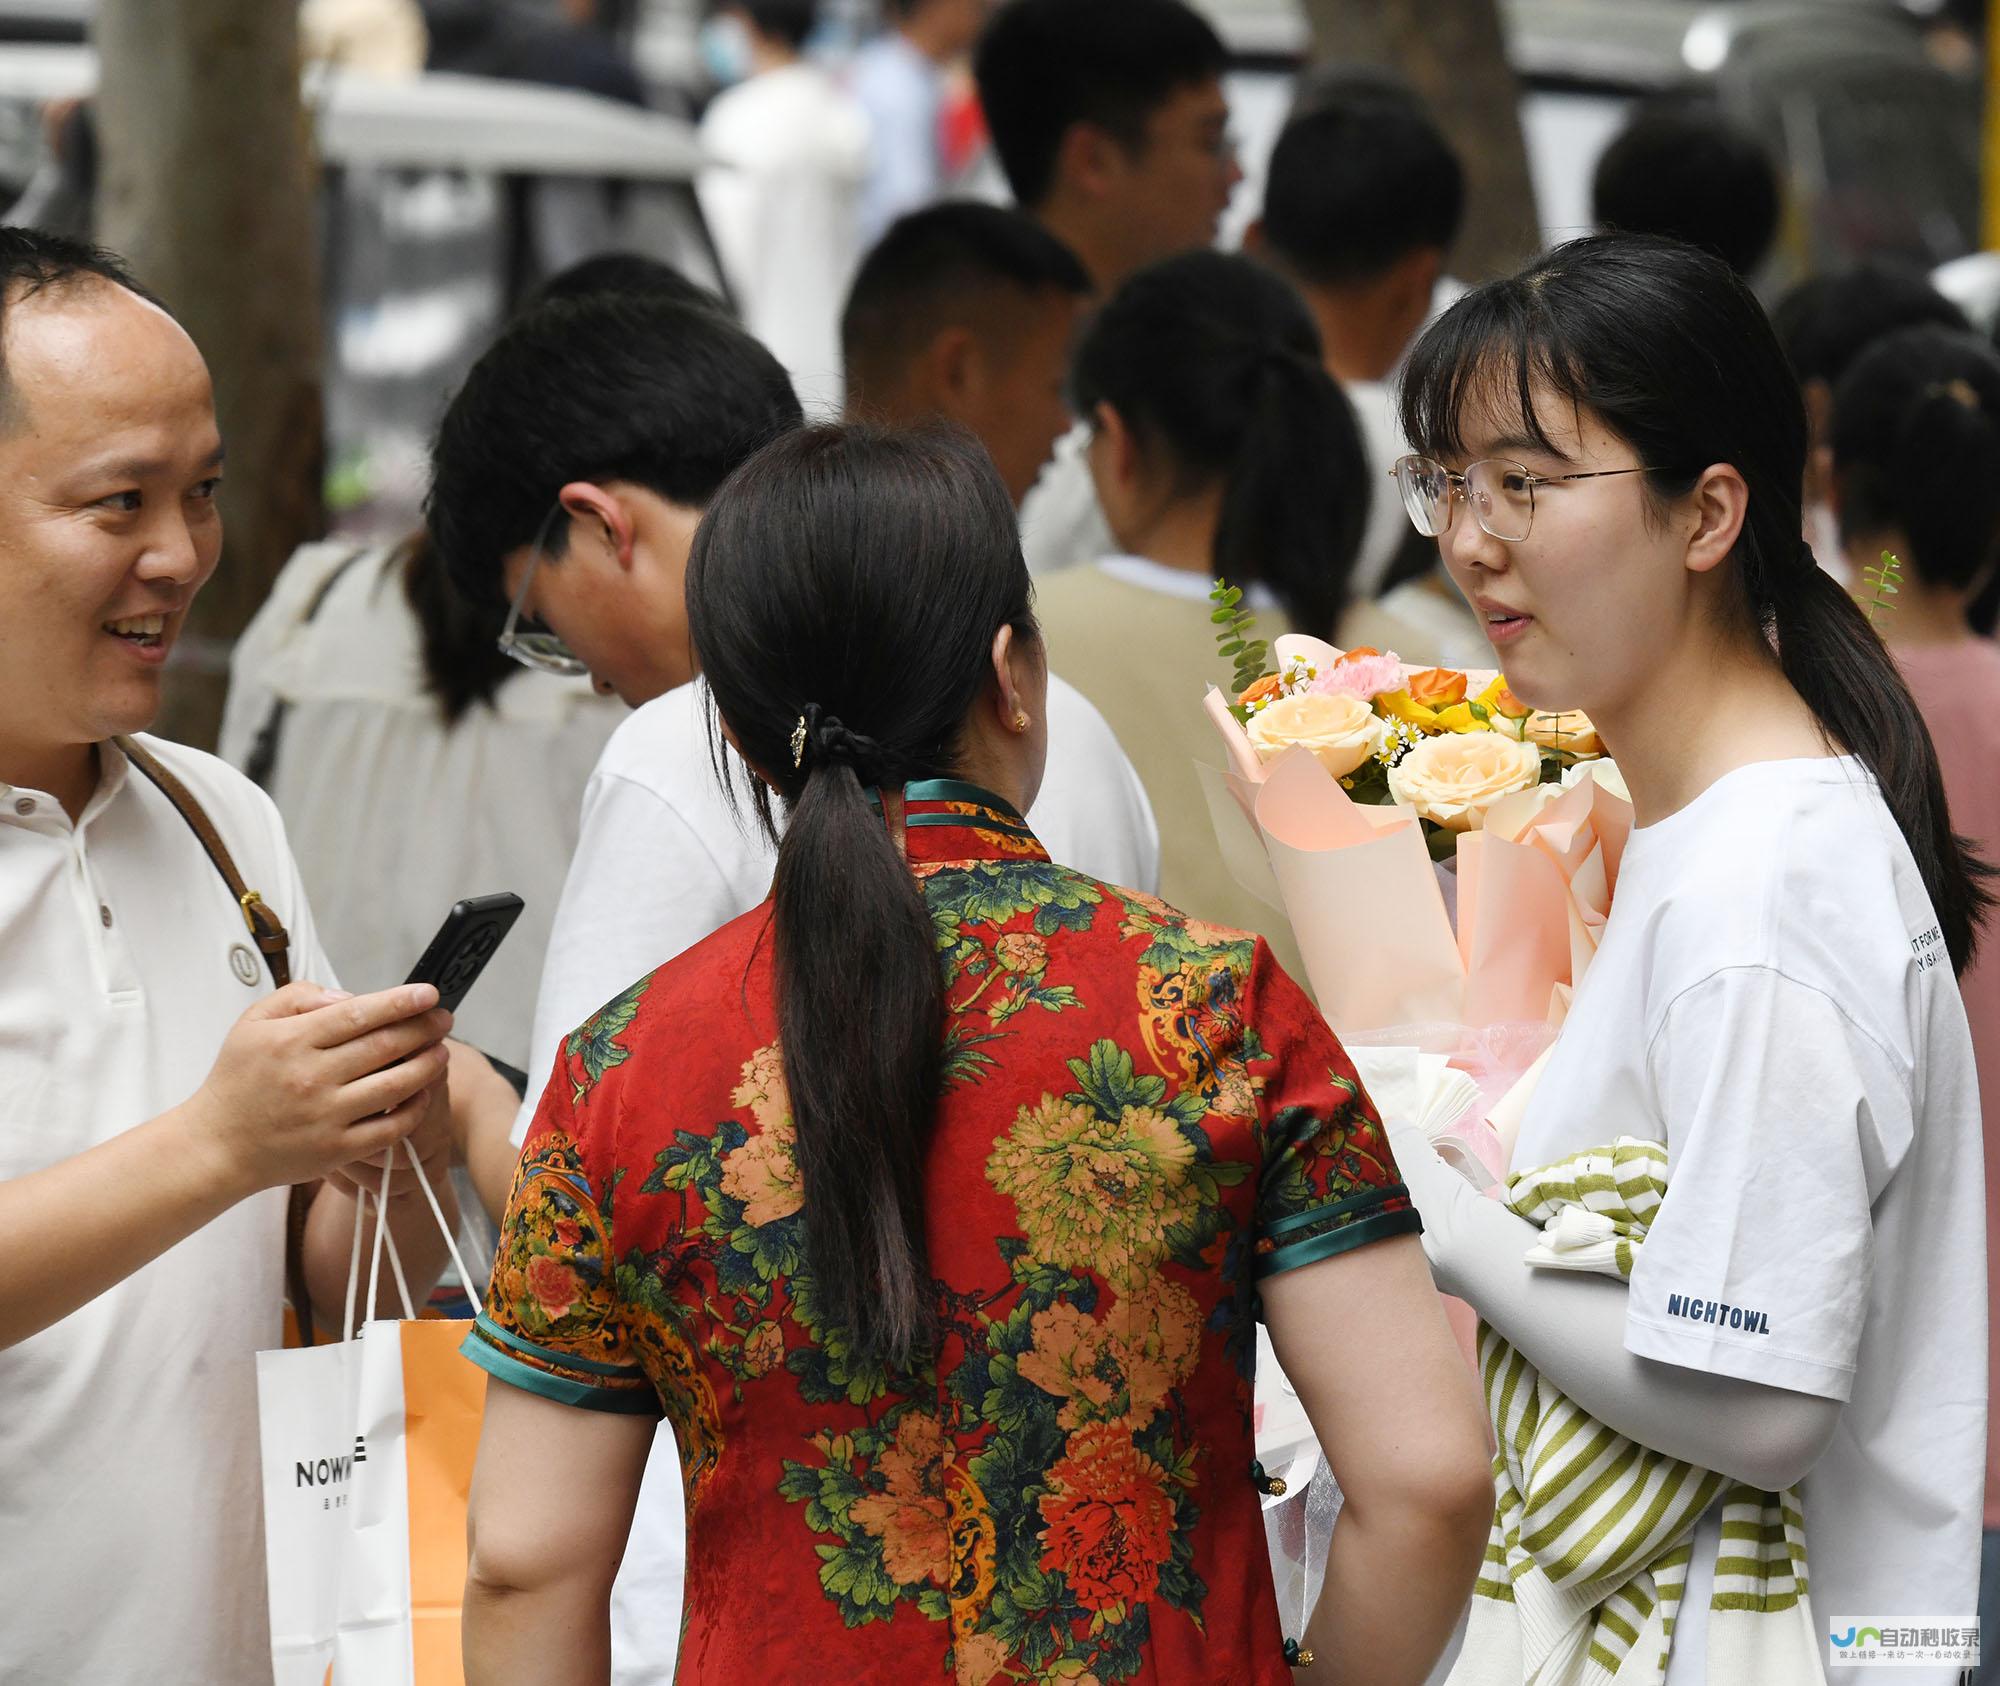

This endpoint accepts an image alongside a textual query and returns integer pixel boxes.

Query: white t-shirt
[698,61,871,418]
[0,735,339,1684]
[218,540,625,1073]
[509,674,1159,1682]
[1514,756,1985,1686]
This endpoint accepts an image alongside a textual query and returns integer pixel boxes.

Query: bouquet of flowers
[1199,583,1635,1143]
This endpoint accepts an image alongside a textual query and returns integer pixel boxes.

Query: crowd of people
[3,0,1999,1683]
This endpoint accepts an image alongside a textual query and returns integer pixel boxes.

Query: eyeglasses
[496,503,589,676]
[1391,454,1650,543]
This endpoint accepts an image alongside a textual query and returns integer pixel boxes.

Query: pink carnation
[1311,652,1404,702]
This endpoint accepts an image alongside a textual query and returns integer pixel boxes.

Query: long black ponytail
[1069,249,1369,638]
[1402,234,1994,974]
[684,424,1035,1366]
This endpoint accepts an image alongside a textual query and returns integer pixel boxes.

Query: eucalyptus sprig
[1861,550,1903,627]
[1210,578,1269,716]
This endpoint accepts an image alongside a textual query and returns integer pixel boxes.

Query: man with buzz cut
[0,226,489,1682]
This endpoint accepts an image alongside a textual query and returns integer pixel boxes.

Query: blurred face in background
[1073,79,1240,285]
[955,286,1087,505]
[0,279,223,784]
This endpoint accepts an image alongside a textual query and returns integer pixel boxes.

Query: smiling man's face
[0,277,224,779]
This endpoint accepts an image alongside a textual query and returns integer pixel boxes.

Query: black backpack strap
[244,544,372,791]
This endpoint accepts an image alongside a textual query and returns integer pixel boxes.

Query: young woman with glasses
[456,425,1493,1685]
[1383,233,1990,1684]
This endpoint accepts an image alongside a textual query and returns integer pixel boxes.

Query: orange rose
[1406,666,1468,708]
[1237,672,1282,709]
[1340,645,1380,660]
[1490,682,1532,719]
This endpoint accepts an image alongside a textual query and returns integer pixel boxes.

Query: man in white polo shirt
[0,228,471,1683]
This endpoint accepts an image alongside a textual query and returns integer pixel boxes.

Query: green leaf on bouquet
[1861,550,1903,627]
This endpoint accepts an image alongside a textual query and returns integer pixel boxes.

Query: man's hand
[173,981,452,1201]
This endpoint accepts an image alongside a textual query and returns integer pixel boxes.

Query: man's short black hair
[734,0,816,50]
[0,226,165,427]
[1591,96,1781,278]
[842,201,1091,400]
[1771,263,1971,388]
[427,293,803,608]
[522,250,728,317]
[973,0,1227,210]
[1260,86,1464,288]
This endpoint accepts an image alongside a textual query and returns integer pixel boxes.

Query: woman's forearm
[1405,1138,1840,1490]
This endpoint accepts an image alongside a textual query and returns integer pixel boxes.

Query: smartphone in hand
[404,893,525,1015]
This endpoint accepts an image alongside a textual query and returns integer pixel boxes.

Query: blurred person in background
[1034,250,1422,990]
[1828,325,2000,1680]
[849,0,989,245]
[840,198,1158,890]
[459,422,1492,1686]
[1772,263,1971,585]
[1245,81,1485,664]
[842,199,1090,505]
[1592,94,1782,281]
[698,0,870,414]
[219,254,718,1083]
[975,0,1240,574]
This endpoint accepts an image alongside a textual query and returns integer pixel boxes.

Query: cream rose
[1388,731,1545,830]
[1246,690,1388,778]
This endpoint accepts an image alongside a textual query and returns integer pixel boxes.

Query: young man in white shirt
[973,0,1242,574]
[0,230,480,1682]
[432,285,1158,1682]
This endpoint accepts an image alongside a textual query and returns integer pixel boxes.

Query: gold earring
[1012,711,1031,733]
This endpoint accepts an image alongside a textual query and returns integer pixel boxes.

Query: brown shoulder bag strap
[113,734,318,1345]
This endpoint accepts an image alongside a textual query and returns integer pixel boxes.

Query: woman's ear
[557,480,637,569]
[1683,463,1751,577]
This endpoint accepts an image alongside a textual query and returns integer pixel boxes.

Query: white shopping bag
[257,1334,364,1685]
[258,1149,483,1686]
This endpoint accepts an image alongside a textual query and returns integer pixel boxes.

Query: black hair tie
[791,703,893,783]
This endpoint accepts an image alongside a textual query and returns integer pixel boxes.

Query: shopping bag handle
[337,1139,487,1339]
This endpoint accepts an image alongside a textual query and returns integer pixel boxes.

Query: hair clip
[790,714,808,770]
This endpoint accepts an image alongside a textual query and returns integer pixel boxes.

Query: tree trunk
[94,2,324,751]
[1299,0,1541,283]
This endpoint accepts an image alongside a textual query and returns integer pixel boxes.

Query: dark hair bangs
[1398,284,1585,465]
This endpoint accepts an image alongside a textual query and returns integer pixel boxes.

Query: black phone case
[403,892,525,1014]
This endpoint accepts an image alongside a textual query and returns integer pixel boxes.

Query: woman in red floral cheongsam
[460,426,1492,1685]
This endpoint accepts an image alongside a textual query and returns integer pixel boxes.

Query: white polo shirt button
[99,904,113,928]
[13,796,34,817]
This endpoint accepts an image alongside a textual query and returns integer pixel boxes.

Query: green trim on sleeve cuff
[471,1312,645,1379]
[1262,1182,1412,1243]
[459,1329,660,1416]
[1255,1205,1423,1283]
